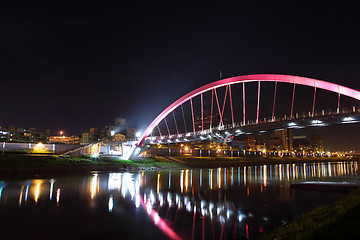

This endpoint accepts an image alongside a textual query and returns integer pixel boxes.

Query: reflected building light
[19,186,24,206]
[169,171,171,189]
[159,192,164,207]
[186,201,192,212]
[210,169,213,190]
[34,183,41,203]
[209,202,214,219]
[244,166,246,186]
[286,164,290,181]
[157,173,160,194]
[56,189,60,205]
[201,200,206,216]
[292,164,295,180]
[150,191,155,205]
[217,206,221,215]
[0,187,3,204]
[224,168,227,187]
[135,175,140,208]
[108,173,122,190]
[49,179,55,200]
[231,167,234,186]
[263,165,267,187]
[226,209,232,219]
[147,200,152,214]
[217,168,221,189]
[25,185,29,202]
[249,166,252,182]
[122,173,135,199]
[154,213,160,224]
[185,170,189,192]
[108,195,114,212]
[175,194,179,205]
[190,170,193,188]
[238,167,240,186]
[303,163,307,179]
[279,164,282,181]
[180,170,184,193]
[167,192,172,207]
[91,173,98,199]
[135,194,140,208]
[255,166,257,182]
[200,169,202,187]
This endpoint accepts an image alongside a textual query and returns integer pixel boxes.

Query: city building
[0,125,50,143]
[269,129,293,151]
[293,135,309,151]
[310,135,324,152]
[49,135,80,144]
[81,128,100,144]
[246,136,256,150]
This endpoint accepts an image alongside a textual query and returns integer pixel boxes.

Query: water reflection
[0,161,359,239]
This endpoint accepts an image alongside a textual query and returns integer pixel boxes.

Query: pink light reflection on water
[140,196,182,240]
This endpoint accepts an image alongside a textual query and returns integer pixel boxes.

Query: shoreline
[0,154,358,179]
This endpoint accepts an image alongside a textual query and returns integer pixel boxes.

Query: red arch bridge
[126,74,360,159]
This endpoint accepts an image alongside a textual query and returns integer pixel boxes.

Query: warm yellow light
[184,146,189,151]
[34,142,45,151]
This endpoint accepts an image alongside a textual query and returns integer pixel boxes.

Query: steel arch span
[136,74,360,148]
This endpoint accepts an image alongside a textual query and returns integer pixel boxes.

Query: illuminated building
[0,125,50,143]
[269,129,293,151]
[246,136,256,150]
[310,135,324,152]
[49,135,79,144]
[81,128,100,144]
[293,135,309,151]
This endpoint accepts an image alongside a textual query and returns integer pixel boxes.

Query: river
[0,160,359,239]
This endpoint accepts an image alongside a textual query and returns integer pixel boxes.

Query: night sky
[1,2,360,150]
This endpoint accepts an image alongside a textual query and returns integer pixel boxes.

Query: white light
[288,122,297,126]
[108,195,114,212]
[136,132,141,138]
[343,117,355,122]
[238,213,245,222]
[154,213,160,224]
[146,201,152,214]
[312,120,322,124]
[110,130,115,136]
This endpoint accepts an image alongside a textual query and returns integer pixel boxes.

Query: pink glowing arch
[137,74,360,146]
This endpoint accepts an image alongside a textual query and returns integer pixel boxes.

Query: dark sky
[1,2,360,150]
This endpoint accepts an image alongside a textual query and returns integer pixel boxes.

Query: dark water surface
[0,161,359,240]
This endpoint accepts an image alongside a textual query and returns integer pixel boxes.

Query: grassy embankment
[176,155,359,168]
[260,188,360,240]
[0,154,179,175]
[0,154,357,175]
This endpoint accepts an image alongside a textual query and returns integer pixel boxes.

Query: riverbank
[175,156,359,168]
[0,155,358,177]
[260,188,360,240]
[0,155,180,177]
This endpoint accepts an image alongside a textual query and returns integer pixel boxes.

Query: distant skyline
[1,2,360,150]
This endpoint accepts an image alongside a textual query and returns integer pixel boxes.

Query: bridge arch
[137,74,360,146]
